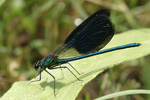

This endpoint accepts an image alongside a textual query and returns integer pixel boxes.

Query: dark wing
[53,9,115,59]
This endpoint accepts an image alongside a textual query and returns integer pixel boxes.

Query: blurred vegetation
[0,0,150,100]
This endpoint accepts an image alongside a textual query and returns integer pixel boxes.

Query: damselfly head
[34,61,41,70]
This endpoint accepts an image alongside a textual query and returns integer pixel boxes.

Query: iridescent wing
[52,9,115,59]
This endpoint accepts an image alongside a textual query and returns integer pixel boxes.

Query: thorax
[42,55,57,68]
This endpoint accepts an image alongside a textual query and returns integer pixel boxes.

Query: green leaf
[95,90,150,100]
[1,29,150,100]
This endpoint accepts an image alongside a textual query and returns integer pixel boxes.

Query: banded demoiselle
[30,9,141,95]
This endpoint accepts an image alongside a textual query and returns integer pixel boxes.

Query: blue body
[58,43,141,62]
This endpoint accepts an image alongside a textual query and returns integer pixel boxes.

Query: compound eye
[34,61,40,70]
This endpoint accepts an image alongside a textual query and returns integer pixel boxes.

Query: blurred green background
[0,0,150,100]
